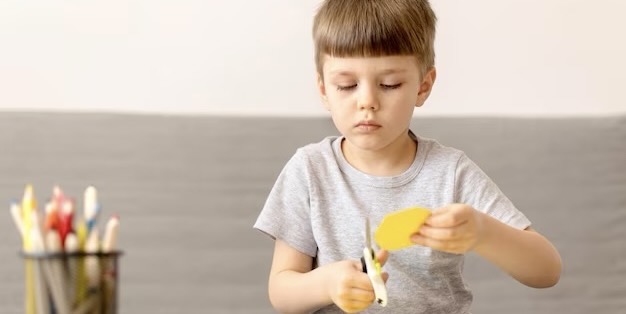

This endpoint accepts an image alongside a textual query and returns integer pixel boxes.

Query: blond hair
[313,0,437,76]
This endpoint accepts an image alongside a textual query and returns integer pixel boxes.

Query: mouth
[355,121,382,131]
[355,120,381,127]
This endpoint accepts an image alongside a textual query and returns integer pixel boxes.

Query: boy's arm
[269,239,385,314]
[411,204,562,288]
[472,216,562,288]
[268,239,331,313]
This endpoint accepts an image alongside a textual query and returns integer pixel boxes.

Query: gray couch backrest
[1,113,624,313]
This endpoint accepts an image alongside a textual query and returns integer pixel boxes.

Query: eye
[381,83,402,90]
[336,84,357,91]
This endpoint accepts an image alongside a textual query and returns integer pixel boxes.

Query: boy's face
[317,55,436,151]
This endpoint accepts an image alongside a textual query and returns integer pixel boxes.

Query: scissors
[361,218,388,307]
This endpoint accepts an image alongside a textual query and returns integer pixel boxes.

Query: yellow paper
[374,207,431,251]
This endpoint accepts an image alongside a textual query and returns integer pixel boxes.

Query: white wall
[0,0,624,117]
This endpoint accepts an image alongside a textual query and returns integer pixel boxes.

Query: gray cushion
[0,113,624,313]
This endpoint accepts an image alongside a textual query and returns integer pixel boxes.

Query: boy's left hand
[410,204,485,254]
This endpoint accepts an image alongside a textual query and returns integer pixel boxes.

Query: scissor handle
[362,247,388,307]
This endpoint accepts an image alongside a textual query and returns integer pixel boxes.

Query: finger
[338,300,368,314]
[335,286,376,312]
[419,222,468,241]
[341,298,374,314]
[349,270,380,291]
[375,249,389,266]
[430,206,450,215]
[342,306,364,314]
[410,234,467,254]
[347,287,376,303]
[381,271,389,283]
[410,233,426,246]
[425,206,451,225]
[426,206,467,228]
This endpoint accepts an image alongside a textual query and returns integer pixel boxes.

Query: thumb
[375,249,389,266]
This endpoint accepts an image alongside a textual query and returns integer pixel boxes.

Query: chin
[345,136,389,151]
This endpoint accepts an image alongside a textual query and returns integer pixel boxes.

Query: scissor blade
[365,218,371,249]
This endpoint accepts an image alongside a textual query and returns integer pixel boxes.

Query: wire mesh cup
[21,251,123,314]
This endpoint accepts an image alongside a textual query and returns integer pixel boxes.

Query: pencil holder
[21,251,123,314]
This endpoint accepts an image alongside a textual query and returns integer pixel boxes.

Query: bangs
[314,5,419,58]
[313,0,436,74]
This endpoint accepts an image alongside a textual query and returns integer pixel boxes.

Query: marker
[102,215,119,253]
[47,185,65,233]
[52,185,64,203]
[85,228,101,290]
[73,222,89,307]
[21,185,37,250]
[44,201,59,235]
[102,215,120,314]
[83,186,100,234]
[21,185,37,314]
[43,231,71,314]
[58,198,75,249]
[84,228,102,313]
[10,201,24,238]
[28,211,49,314]
[71,293,100,314]
[64,233,79,306]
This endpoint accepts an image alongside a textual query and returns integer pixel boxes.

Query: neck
[342,132,417,176]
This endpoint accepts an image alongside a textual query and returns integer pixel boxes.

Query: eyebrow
[328,68,408,76]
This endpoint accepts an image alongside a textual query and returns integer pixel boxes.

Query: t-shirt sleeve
[253,149,317,257]
[454,153,531,230]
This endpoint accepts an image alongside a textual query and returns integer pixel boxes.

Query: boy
[254,0,562,313]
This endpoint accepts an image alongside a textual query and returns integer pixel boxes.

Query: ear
[317,73,330,110]
[415,67,437,108]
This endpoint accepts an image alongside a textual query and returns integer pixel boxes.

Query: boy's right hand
[324,250,389,313]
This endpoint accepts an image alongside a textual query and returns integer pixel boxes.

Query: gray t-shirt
[254,133,531,313]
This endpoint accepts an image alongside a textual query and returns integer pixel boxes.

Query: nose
[357,85,379,111]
